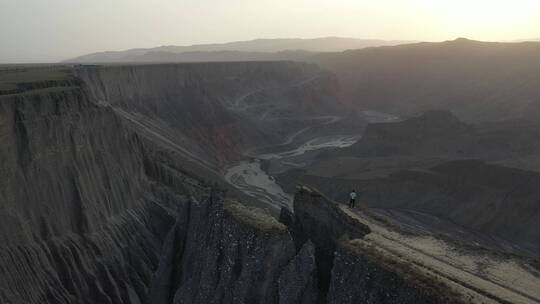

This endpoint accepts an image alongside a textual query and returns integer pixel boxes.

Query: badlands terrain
[1,38,540,303]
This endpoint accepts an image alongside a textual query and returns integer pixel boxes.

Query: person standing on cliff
[349,190,357,208]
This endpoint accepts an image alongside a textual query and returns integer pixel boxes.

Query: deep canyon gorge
[2,38,540,304]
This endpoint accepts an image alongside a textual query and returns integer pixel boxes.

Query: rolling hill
[316,38,540,122]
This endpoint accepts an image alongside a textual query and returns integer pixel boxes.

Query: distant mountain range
[313,38,540,122]
[63,37,414,63]
[513,38,540,42]
[66,37,540,123]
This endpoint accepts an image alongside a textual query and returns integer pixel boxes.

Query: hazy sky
[1,0,540,63]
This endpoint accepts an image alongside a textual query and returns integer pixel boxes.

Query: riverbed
[224,134,359,209]
[224,111,399,209]
[224,159,293,208]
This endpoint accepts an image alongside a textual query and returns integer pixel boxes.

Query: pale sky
[1,0,540,63]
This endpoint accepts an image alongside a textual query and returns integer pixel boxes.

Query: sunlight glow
[1,0,540,62]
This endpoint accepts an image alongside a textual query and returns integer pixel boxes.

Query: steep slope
[316,38,540,121]
[0,67,210,303]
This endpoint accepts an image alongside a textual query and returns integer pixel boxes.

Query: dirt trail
[342,206,540,304]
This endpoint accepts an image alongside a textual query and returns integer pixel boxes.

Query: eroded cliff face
[173,197,293,303]
[1,66,473,304]
[0,83,144,243]
[279,187,473,304]
[0,66,320,304]
[75,62,343,167]
[143,186,467,304]
[0,71,208,303]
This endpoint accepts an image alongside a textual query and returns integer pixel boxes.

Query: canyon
[2,40,540,304]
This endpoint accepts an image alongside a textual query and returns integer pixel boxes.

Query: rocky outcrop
[155,185,468,304]
[278,241,319,304]
[290,186,371,243]
[280,186,470,304]
[284,187,370,301]
[172,196,296,304]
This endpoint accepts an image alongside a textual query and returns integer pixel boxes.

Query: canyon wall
[0,65,471,304]
[76,62,343,167]
[0,75,205,303]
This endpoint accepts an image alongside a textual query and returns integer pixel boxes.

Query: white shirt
[350,192,357,199]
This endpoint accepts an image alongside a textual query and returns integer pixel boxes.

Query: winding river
[224,111,399,209]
